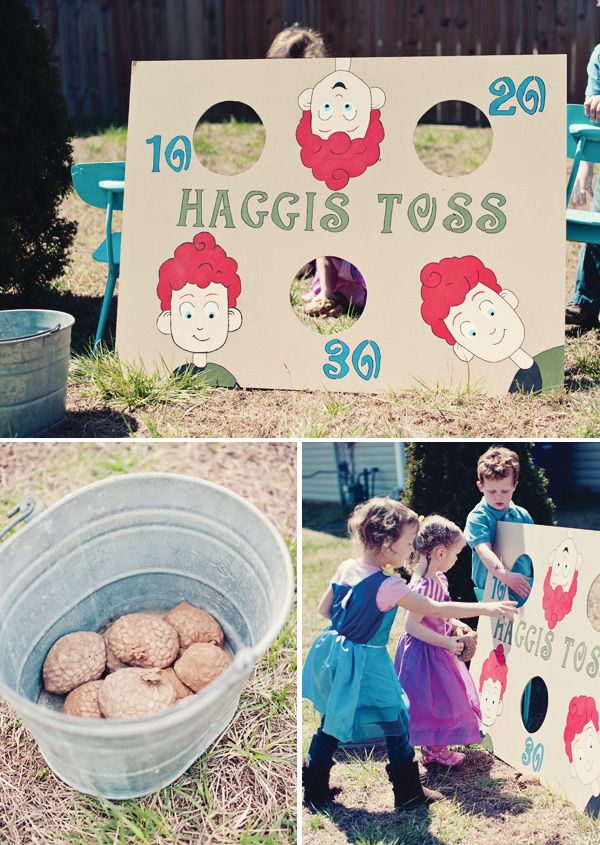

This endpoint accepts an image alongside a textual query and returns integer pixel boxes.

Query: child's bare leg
[316,256,337,301]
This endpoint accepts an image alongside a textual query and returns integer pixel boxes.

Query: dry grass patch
[0,443,296,845]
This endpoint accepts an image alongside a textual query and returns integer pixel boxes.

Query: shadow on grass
[423,749,533,820]
[303,501,350,537]
[319,802,444,845]
[50,409,137,438]
[310,747,533,845]
[2,289,116,353]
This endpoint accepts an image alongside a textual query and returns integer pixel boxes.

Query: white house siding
[303,443,406,502]
[302,443,340,502]
[571,443,600,493]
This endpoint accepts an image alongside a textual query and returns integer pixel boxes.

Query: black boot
[302,760,340,808]
[386,762,443,808]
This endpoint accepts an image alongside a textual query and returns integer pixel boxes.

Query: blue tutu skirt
[303,628,411,743]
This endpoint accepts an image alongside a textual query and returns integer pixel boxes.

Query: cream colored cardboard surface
[469,521,600,817]
[116,56,565,394]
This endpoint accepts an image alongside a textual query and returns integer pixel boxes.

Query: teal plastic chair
[566,103,600,244]
[71,162,125,348]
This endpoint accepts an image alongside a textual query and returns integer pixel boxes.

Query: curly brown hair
[347,497,418,552]
[266,24,326,59]
[477,446,520,485]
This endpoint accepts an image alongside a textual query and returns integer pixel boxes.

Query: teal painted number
[146,135,192,172]
[491,576,507,600]
[489,75,545,115]
[323,340,350,379]
[522,736,544,773]
[146,135,161,172]
[323,339,381,381]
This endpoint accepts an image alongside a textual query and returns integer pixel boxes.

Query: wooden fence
[25,0,600,126]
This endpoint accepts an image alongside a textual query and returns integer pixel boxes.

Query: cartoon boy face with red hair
[296,58,385,190]
[419,255,555,395]
[542,537,582,630]
[157,232,242,386]
[420,256,532,366]
[479,644,509,727]
[564,695,600,817]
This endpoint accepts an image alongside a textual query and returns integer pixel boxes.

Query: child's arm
[318,585,334,620]
[399,590,517,621]
[404,611,464,655]
[474,542,531,599]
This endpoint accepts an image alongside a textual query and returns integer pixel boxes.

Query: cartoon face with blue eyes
[443,283,527,364]
[479,678,504,727]
[548,538,582,591]
[158,281,242,357]
[298,62,385,139]
[571,720,600,788]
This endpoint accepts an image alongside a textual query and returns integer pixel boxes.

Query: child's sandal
[421,746,466,767]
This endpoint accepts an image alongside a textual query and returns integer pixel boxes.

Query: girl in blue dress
[303,497,518,809]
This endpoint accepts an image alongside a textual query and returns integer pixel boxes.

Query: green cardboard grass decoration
[469,522,600,819]
[116,55,565,394]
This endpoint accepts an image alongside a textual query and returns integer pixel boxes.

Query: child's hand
[572,166,594,207]
[483,600,518,621]
[585,95,600,123]
[446,636,465,656]
[454,621,476,639]
[502,570,531,599]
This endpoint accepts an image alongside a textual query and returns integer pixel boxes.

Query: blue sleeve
[464,508,493,549]
[523,509,534,525]
[586,44,600,98]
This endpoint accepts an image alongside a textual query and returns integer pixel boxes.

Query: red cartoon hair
[542,567,579,630]
[479,644,508,698]
[420,256,502,345]
[295,109,384,191]
[156,232,241,311]
[564,696,599,762]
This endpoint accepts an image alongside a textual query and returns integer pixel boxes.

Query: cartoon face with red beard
[296,58,385,190]
[542,536,582,630]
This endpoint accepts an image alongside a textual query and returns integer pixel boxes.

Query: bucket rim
[0,471,294,737]
[0,309,75,344]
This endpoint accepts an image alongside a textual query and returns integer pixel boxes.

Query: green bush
[0,0,75,296]
[401,442,555,603]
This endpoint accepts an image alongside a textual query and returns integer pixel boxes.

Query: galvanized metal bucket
[0,473,294,799]
[0,309,75,437]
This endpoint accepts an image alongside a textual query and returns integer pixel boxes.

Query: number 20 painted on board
[489,75,546,116]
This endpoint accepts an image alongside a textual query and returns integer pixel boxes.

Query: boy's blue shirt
[586,44,600,97]
[464,497,533,590]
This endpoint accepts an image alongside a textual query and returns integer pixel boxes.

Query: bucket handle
[0,323,61,344]
[0,495,44,541]
[227,647,260,687]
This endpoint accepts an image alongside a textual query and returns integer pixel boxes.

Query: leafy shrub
[0,0,75,296]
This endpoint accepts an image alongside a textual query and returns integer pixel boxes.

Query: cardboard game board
[469,521,600,818]
[116,55,565,394]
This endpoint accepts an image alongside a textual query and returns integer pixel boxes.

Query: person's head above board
[266,23,327,59]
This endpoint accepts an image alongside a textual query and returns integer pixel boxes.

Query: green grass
[192,120,266,175]
[70,349,212,412]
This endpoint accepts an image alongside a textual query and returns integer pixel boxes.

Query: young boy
[464,447,533,602]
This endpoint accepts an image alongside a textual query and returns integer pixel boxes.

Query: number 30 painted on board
[323,339,381,381]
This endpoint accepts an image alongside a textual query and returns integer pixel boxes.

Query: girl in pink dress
[394,516,482,767]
